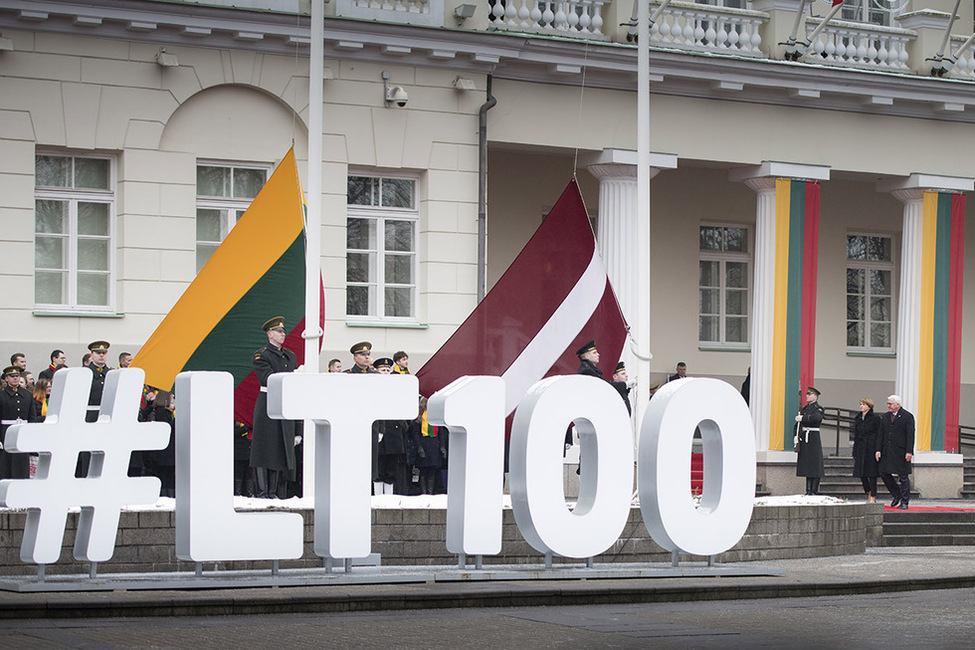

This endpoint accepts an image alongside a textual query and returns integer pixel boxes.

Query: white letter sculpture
[0,367,169,564]
[427,376,505,556]
[175,371,304,562]
[638,377,756,557]
[269,372,418,560]
[509,375,634,558]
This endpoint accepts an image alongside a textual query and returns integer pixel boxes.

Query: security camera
[385,85,409,108]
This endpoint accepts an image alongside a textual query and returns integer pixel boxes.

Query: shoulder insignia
[254,353,262,360]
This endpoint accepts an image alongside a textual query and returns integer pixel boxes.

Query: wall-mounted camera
[382,70,409,108]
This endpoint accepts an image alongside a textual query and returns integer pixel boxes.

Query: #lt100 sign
[0,368,755,566]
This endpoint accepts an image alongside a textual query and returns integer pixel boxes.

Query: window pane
[847,321,863,347]
[699,288,719,315]
[384,287,412,317]
[36,155,70,188]
[385,254,413,284]
[346,252,373,283]
[35,236,65,269]
[385,220,414,253]
[381,178,414,209]
[870,269,890,296]
[870,323,891,348]
[77,273,108,306]
[870,296,890,322]
[847,295,864,320]
[724,228,746,253]
[348,176,374,206]
[347,218,375,250]
[726,261,747,289]
[699,261,719,287]
[196,245,218,273]
[233,168,266,199]
[846,268,864,294]
[867,236,891,262]
[197,166,231,197]
[847,235,866,260]
[726,289,746,316]
[35,271,65,304]
[726,316,747,343]
[699,227,721,251]
[74,158,110,190]
[78,202,109,236]
[35,200,67,234]
[196,209,223,242]
[699,315,718,342]
[78,238,109,271]
[347,285,371,316]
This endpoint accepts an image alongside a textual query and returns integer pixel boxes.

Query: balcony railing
[334,0,444,27]
[804,17,912,72]
[648,1,766,57]
[946,34,975,80]
[489,0,611,40]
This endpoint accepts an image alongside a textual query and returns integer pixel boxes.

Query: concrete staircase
[818,456,921,501]
[883,510,975,546]
[960,458,975,498]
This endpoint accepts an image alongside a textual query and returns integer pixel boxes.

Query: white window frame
[699,223,751,349]
[345,174,419,324]
[840,0,888,26]
[33,152,116,314]
[195,160,270,273]
[846,232,895,354]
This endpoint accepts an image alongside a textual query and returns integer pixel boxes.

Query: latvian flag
[132,149,324,426]
[416,179,628,419]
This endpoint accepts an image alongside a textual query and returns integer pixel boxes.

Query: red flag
[832,0,843,5]
[416,179,628,419]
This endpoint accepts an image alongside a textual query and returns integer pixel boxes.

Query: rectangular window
[840,0,888,26]
[34,153,115,311]
[699,224,750,347]
[346,175,418,322]
[847,234,894,352]
[195,162,269,273]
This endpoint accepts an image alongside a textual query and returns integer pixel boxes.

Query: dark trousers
[881,473,910,503]
[804,477,821,495]
[860,476,878,497]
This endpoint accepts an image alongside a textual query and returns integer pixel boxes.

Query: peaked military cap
[615,361,626,373]
[350,341,373,355]
[262,316,286,332]
[373,357,393,370]
[806,386,821,397]
[87,340,110,352]
[2,366,21,377]
[575,340,597,357]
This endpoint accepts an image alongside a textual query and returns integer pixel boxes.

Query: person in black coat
[795,386,825,495]
[0,366,41,480]
[141,389,176,498]
[410,396,446,495]
[852,397,881,503]
[373,357,411,495]
[876,394,915,509]
[611,361,632,415]
[249,316,299,499]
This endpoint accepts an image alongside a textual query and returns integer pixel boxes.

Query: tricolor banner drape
[132,149,324,426]
[770,179,820,451]
[915,191,966,452]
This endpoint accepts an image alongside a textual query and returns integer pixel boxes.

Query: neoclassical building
[1,0,973,494]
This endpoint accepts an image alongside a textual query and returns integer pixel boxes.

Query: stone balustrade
[805,16,913,71]
[649,1,766,56]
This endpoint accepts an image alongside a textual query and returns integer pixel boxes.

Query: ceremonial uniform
[345,363,377,374]
[0,370,40,479]
[80,340,111,477]
[795,390,825,494]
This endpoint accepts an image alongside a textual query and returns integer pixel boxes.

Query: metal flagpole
[303,0,325,498]
[635,0,651,433]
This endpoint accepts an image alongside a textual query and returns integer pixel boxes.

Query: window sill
[346,320,428,329]
[846,350,895,358]
[698,345,750,353]
[33,310,123,318]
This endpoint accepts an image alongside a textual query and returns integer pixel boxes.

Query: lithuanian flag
[132,149,323,425]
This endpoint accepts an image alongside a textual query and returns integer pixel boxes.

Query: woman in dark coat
[852,397,881,503]
[141,389,176,498]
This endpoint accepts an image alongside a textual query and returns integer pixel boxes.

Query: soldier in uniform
[795,386,826,495]
[611,361,632,415]
[249,316,299,499]
[373,357,410,495]
[80,340,111,477]
[0,366,41,479]
[345,341,377,373]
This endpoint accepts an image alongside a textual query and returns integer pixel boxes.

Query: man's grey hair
[887,394,902,405]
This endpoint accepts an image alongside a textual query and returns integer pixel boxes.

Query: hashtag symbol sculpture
[0,367,170,565]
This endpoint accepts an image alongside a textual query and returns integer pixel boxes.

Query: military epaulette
[254,353,262,360]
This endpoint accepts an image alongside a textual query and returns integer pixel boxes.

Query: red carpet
[884,505,975,512]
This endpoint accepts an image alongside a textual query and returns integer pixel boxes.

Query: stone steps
[960,458,975,497]
[882,510,975,546]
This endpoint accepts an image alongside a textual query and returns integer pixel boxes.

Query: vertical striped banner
[769,179,820,451]
[916,191,966,452]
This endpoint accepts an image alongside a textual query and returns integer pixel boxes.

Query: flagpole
[305,0,324,371]
[635,0,651,432]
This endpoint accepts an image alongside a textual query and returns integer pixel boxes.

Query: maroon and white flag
[416,179,629,419]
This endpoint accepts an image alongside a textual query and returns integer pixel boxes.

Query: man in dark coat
[795,386,825,495]
[78,340,111,477]
[876,394,915,509]
[249,316,298,499]
[38,349,66,383]
[0,366,41,480]
[373,357,411,495]
[611,361,632,415]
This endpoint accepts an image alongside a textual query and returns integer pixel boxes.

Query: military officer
[345,341,378,373]
[249,316,299,499]
[795,386,826,495]
[0,366,41,479]
[78,340,111,477]
[611,361,632,415]
[371,357,410,494]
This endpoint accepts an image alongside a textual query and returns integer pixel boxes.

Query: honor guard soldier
[346,341,378,373]
[611,361,632,415]
[0,366,41,479]
[795,386,826,495]
[78,340,111,477]
[249,316,299,499]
